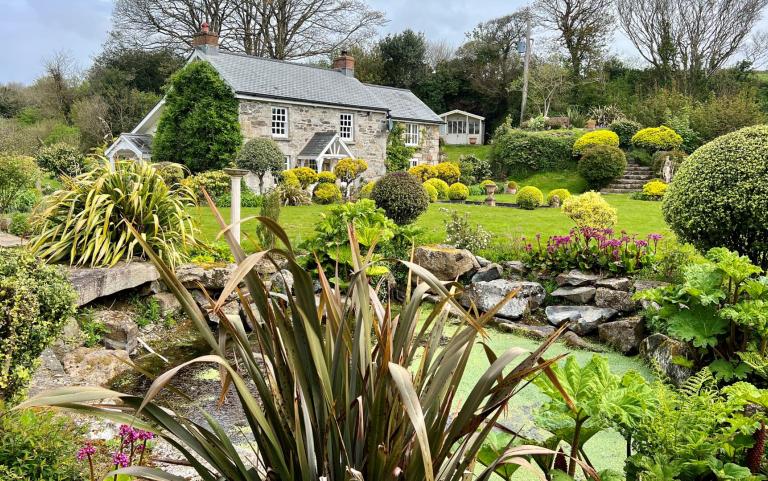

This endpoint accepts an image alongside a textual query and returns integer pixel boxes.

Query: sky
[0,0,759,85]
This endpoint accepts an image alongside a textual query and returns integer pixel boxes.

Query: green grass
[469,170,588,202]
[442,144,492,162]
[192,194,668,251]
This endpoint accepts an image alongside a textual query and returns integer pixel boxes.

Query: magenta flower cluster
[521,227,661,274]
[77,424,156,481]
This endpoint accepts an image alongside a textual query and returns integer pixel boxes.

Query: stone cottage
[106,25,443,183]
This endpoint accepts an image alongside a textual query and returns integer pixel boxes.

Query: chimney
[333,50,355,78]
[192,22,219,54]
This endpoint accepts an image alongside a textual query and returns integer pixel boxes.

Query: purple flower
[635,240,648,248]
[648,233,663,241]
[77,442,96,461]
[137,430,155,441]
[112,451,130,468]
[120,424,139,444]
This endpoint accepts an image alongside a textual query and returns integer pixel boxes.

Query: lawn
[192,194,668,250]
[469,170,588,202]
[442,144,492,162]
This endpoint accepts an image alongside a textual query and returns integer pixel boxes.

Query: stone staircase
[600,163,654,194]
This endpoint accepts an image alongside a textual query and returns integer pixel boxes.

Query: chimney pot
[192,22,219,54]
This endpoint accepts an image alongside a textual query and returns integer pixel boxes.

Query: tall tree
[617,0,768,89]
[535,0,614,78]
[110,0,386,60]
[528,56,573,116]
[152,61,242,172]
[377,30,430,90]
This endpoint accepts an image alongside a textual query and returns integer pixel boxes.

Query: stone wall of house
[408,124,441,165]
[238,100,389,180]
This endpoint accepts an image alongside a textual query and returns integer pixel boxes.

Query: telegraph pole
[519,7,532,125]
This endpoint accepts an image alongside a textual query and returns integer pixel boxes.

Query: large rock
[545,305,618,335]
[414,245,479,281]
[460,280,545,320]
[501,260,528,276]
[595,278,632,291]
[551,286,596,304]
[191,290,240,324]
[561,331,606,352]
[176,263,237,290]
[594,287,637,313]
[633,280,670,293]
[555,269,601,287]
[269,269,294,294]
[100,310,139,353]
[68,261,160,306]
[639,333,694,386]
[496,320,555,339]
[471,263,503,283]
[153,292,182,317]
[599,317,645,353]
[60,347,132,387]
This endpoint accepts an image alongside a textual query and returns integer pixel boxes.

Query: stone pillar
[224,168,250,244]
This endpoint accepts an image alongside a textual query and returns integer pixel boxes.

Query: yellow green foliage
[281,170,301,188]
[643,180,668,198]
[290,167,319,189]
[546,188,572,205]
[562,191,618,228]
[313,182,342,204]
[408,164,436,181]
[424,183,438,202]
[359,181,375,198]
[333,158,368,183]
[481,179,497,186]
[317,171,337,184]
[424,178,449,199]
[632,126,683,151]
[572,130,620,155]
[434,162,461,184]
[516,186,544,210]
[448,182,470,200]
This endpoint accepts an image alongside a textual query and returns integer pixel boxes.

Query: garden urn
[484,183,497,206]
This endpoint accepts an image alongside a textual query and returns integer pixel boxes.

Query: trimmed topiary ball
[516,186,544,210]
[562,191,617,228]
[371,171,429,224]
[448,182,470,200]
[408,164,437,182]
[572,130,620,155]
[317,171,337,184]
[663,125,768,267]
[424,183,438,202]
[578,145,627,189]
[434,162,461,184]
[632,126,683,151]
[424,178,449,199]
[608,119,642,147]
[546,188,572,205]
[313,182,342,204]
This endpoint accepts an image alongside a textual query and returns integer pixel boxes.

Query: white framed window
[469,121,480,135]
[448,120,466,134]
[271,106,288,137]
[409,158,419,168]
[405,123,420,146]
[339,113,354,141]
[284,155,292,171]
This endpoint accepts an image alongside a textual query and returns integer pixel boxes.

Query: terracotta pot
[469,137,477,145]
[505,187,517,195]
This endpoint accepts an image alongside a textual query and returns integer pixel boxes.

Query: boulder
[496,321,555,340]
[639,333,694,386]
[176,263,237,290]
[594,288,637,313]
[460,280,546,320]
[633,280,670,293]
[598,317,645,354]
[471,263,503,283]
[68,261,160,306]
[544,305,618,336]
[60,347,132,387]
[551,286,596,304]
[190,290,240,324]
[153,292,182,317]
[100,310,139,353]
[501,260,528,276]
[51,317,84,357]
[555,269,601,287]
[414,245,479,281]
[561,331,606,352]
[595,277,632,291]
[269,269,294,294]
[475,255,491,268]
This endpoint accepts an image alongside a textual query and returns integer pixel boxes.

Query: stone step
[612,181,646,187]
[601,188,639,194]
[620,174,654,180]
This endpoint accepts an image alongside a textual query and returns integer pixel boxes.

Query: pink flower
[137,430,155,441]
[77,442,96,461]
[112,451,130,468]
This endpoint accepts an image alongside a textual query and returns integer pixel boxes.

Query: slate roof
[124,134,153,154]
[196,50,443,124]
[364,84,444,124]
[298,132,338,158]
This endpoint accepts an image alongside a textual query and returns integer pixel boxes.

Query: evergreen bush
[578,145,627,189]
[516,186,544,210]
[371,171,429,224]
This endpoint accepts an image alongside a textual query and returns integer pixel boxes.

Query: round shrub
[371,172,429,224]
[281,169,301,188]
[480,179,496,186]
[448,182,470,201]
[317,171,337,184]
[546,188,572,205]
[631,126,683,151]
[0,248,76,400]
[572,130,620,155]
[424,183,438,202]
[424,178,449,199]
[507,180,518,190]
[516,186,544,210]
[642,179,668,199]
[434,162,461,184]
[35,143,87,178]
[291,167,319,189]
[663,125,768,266]
[0,155,39,214]
[359,181,375,199]
[609,119,642,147]
[334,158,368,186]
[153,161,187,186]
[235,137,284,189]
[182,169,230,202]
[577,145,627,189]
[562,191,617,229]
[408,164,437,182]
[313,182,342,204]
[9,212,31,237]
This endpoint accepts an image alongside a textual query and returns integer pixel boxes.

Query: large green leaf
[666,304,728,348]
